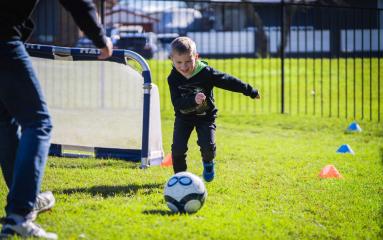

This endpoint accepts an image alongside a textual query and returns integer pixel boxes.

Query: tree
[243,1,269,57]
[243,0,348,57]
[277,0,348,55]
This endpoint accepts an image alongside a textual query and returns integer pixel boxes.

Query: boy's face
[171,51,198,78]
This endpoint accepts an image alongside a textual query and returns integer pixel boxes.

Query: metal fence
[29,0,383,122]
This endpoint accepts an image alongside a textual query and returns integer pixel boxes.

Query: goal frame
[25,43,163,168]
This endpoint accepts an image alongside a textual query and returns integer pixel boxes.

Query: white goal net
[28,45,163,167]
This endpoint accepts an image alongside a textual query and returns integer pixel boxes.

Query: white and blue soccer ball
[164,172,207,213]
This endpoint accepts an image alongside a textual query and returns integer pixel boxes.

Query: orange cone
[160,153,173,167]
[319,165,343,179]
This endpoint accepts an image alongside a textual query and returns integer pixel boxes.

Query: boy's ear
[195,53,199,60]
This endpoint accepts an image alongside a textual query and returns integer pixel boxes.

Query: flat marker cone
[160,153,173,167]
[336,144,355,154]
[346,122,362,132]
[319,165,343,179]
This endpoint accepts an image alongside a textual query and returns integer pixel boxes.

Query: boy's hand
[250,89,261,99]
[195,92,206,104]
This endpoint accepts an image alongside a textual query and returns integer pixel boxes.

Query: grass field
[0,113,382,239]
[0,57,382,239]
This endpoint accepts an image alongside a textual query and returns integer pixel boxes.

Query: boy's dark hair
[170,37,197,56]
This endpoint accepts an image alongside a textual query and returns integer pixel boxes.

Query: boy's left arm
[210,67,260,99]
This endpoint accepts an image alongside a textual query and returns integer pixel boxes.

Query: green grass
[0,113,382,239]
[1,57,382,239]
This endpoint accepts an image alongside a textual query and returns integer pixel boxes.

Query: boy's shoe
[202,161,215,182]
[0,214,57,239]
[31,191,55,221]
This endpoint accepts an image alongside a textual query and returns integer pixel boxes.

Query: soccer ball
[164,171,207,213]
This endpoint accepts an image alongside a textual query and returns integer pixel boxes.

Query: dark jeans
[171,117,216,173]
[0,40,52,218]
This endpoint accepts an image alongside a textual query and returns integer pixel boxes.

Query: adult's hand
[98,37,113,59]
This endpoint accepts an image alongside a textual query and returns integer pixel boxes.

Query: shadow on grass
[59,183,162,198]
[142,209,176,216]
[48,160,139,170]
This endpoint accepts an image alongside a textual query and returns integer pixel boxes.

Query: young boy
[167,37,260,182]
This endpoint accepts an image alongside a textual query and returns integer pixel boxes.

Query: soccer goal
[25,43,163,168]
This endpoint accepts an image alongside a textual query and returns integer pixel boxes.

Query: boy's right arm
[168,78,199,111]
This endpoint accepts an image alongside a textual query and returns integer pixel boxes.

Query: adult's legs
[0,102,20,189]
[0,40,52,218]
[171,117,194,173]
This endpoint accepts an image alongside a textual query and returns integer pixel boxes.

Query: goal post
[25,43,164,168]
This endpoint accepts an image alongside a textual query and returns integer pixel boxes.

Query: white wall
[187,28,381,55]
[341,29,383,52]
[187,28,331,55]
[188,31,255,54]
[266,27,330,53]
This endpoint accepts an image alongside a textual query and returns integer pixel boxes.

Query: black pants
[171,117,216,173]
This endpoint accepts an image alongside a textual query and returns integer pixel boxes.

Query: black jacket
[167,63,259,120]
[0,0,107,48]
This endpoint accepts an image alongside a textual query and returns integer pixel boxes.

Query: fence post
[100,0,105,25]
[280,0,285,114]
